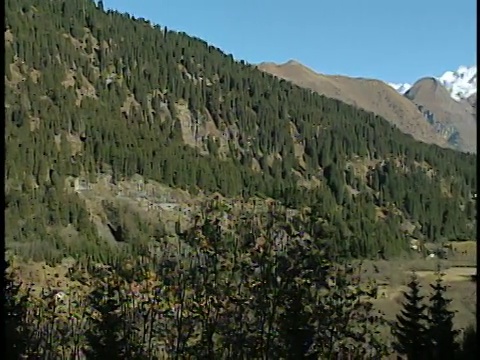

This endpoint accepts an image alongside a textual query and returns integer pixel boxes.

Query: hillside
[257,60,450,148]
[4,0,477,266]
[405,78,477,153]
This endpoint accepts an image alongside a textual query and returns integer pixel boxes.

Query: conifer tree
[426,271,459,359]
[4,262,33,359]
[391,272,429,360]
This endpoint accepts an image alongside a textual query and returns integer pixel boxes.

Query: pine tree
[392,272,429,360]
[4,262,32,359]
[426,271,459,359]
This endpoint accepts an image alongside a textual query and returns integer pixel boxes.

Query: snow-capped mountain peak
[389,82,412,95]
[388,65,477,101]
[438,65,476,101]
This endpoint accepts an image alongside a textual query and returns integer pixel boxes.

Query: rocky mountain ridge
[257,60,450,149]
[259,61,476,152]
[405,77,477,153]
[389,65,477,102]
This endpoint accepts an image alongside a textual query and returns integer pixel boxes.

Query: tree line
[5,205,476,359]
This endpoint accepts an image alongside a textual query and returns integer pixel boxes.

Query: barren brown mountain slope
[405,78,477,153]
[467,93,476,108]
[258,60,450,148]
[467,93,476,118]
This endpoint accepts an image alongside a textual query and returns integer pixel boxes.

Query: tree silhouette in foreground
[426,271,459,359]
[392,272,429,360]
[2,204,393,359]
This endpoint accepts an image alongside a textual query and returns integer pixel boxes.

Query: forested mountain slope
[4,0,477,264]
[257,60,451,149]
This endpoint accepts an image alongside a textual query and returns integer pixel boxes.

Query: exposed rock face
[405,78,477,153]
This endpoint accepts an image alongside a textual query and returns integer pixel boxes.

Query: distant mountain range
[389,65,477,102]
[389,65,477,153]
[258,61,476,153]
[403,74,477,153]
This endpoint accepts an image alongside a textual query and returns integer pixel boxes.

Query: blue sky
[102,0,476,84]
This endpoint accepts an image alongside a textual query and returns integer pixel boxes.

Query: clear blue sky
[102,0,476,84]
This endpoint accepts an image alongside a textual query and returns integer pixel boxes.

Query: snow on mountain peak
[438,65,477,101]
[388,65,477,101]
[389,82,412,94]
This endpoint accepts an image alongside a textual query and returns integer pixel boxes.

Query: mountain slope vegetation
[4,0,477,264]
[257,60,451,149]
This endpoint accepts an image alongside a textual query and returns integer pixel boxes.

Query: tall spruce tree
[426,271,459,359]
[392,272,429,360]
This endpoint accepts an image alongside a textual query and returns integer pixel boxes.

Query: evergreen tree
[426,271,459,359]
[4,0,478,263]
[392,272,429,359]
[4,262,34,359]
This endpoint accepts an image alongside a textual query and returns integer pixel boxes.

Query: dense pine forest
[4,0,476,264]
[4,0,477,358]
